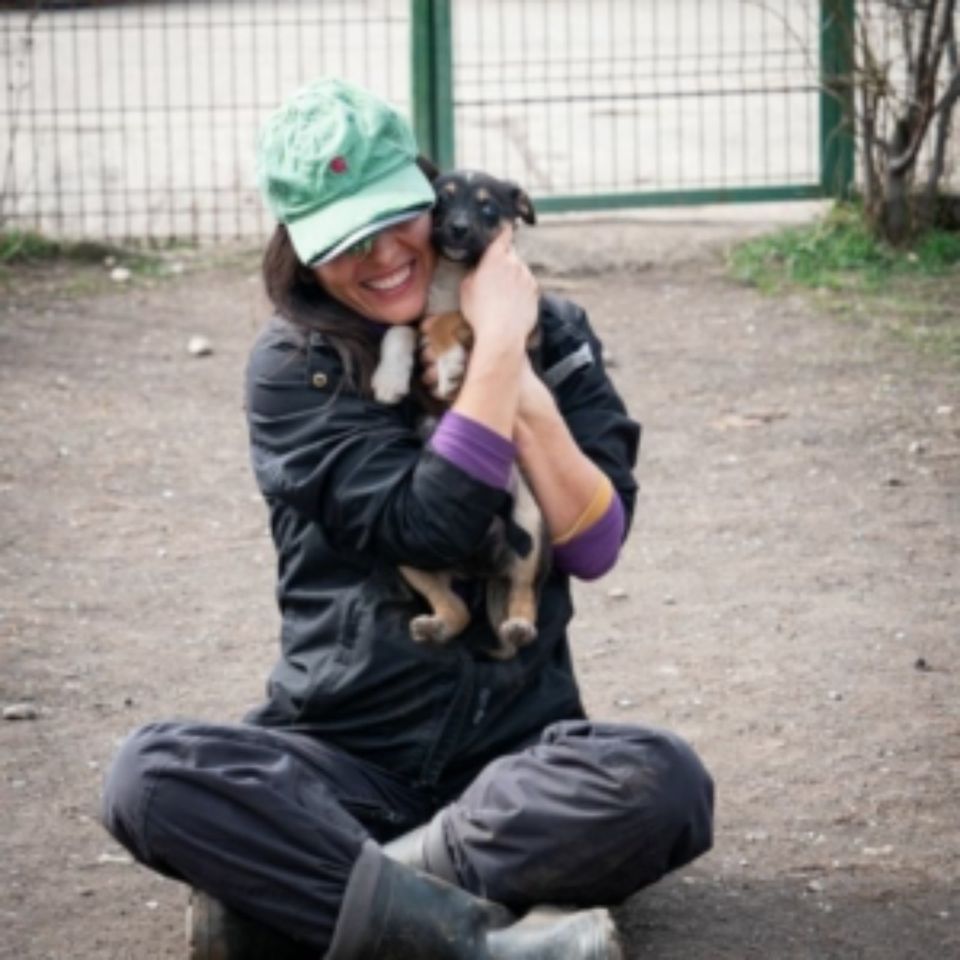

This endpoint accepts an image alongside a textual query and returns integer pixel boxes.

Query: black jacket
[243,294,641,791]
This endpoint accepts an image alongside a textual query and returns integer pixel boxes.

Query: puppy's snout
[447,220,470,240]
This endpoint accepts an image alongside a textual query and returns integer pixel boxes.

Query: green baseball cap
[256,78,435,265]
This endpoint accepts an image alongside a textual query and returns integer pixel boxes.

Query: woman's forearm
[513,371,609,540]
[451,331,528,439]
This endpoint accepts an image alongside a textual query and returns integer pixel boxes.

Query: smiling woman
[99,77,713,960]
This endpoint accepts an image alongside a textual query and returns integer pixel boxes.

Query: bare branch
[923,0,958,106]
[911,0,938,108]
[924,11,958,218]
[901,4,916,77]
[888,0,957,176]
[933,64,960,115]
[860,66,883,210]
[859,14,896,155]
[889,122,929,175]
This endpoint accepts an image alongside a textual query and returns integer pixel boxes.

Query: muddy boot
[327,842,622,960]
[186,889,315,960]
[488,906,622,960]
[381,825,622,960]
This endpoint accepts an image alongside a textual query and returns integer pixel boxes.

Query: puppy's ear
[508,184,537,225]
[416,155,441,182]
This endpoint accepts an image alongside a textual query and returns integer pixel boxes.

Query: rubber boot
[488,906,623,960]
[326,841,623,960]
[186,889,315,960]
[381,825,623,960]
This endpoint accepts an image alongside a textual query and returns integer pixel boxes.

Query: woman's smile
[363,261,415,294]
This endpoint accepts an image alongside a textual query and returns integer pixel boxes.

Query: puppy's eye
[479,201,500,224]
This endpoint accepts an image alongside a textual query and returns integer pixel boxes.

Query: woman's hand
[458,227,539,347]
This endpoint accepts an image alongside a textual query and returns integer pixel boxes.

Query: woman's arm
[422,316,631,580]
[513,361,610,540]
[418,240,639,578]
[513,362,626,580]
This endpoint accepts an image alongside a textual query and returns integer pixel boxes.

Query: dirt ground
[2,214,958,959]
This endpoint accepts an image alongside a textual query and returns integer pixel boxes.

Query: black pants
[101,719,714,952]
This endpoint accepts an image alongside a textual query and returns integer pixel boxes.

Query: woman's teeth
[366,263,412,292]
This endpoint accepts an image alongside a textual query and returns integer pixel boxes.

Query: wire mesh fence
[1,0,409,241]
[4,1,951,243]
[450,1,823,207]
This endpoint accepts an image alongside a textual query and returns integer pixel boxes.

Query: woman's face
[313,212,437,325]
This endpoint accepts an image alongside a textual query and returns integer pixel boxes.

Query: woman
[101,78,714,960]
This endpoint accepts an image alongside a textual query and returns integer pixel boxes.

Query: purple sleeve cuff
[428,410,516,491]
[552,494,626,580]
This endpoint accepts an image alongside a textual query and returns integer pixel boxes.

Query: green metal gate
[411,0,854,213]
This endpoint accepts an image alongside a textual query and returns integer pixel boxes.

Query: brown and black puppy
[421,171,537,397]
[372,170,543,660]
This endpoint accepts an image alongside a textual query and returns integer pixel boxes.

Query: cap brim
[288,161,435,266]
[310,207,429,265]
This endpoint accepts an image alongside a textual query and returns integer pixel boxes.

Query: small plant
[731,203,960,293]
[0,229,66,264]
[0,227,189,292]
[730,203,960,365]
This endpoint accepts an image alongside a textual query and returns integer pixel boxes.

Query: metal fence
[418,0,852,213]
[1,0,852,242]
[1,0,411,240]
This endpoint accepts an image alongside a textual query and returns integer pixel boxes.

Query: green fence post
[410,0,455,170]
[820,0,856,200]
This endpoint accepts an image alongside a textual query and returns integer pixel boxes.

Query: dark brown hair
[260,156,440,394]
[261,223,382,391]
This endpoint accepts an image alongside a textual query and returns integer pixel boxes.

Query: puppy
[372,170,544,660]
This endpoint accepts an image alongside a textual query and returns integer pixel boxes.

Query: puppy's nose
[448,221,469,240]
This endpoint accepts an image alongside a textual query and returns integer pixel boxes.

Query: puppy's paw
[372,361,412,404]
[436,344,468,399]
[373,326,416,404]
[410,615,452,646]
[498,617,537,651]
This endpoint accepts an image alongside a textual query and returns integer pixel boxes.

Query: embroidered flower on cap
[329,156,348,174]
